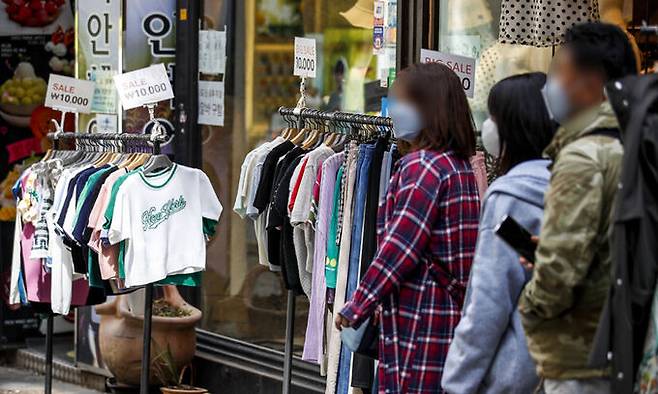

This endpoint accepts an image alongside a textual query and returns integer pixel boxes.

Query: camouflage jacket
[518,101,623,379]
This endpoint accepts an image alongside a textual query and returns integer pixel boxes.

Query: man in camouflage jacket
[518,23,637,394]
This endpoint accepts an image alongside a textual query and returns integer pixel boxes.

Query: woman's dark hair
[487,72,556,173]
[395,62,476,159]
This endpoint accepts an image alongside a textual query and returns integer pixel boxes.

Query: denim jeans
[336,143,375,393]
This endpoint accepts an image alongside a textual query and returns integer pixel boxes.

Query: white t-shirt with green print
[107,164,222,287]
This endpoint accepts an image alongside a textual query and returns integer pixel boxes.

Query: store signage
[90,69,118,114]
[373,1,385,55]
[123,0,176,136]
[420,49,476,98]
[45,74,96,113]
[294,37,316,78]
[198,80,225,126]
[95,114,119,133]
[199,29,227,75]
[113,64,174,110]
[77,0,121,122]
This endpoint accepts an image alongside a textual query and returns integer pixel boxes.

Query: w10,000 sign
[45,74,96,113]
[113,64,174,110]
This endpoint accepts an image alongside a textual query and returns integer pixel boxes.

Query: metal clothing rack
[47,130,164,394]
[276,106,391,394]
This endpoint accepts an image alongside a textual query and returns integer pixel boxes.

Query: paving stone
[0,366,102,394]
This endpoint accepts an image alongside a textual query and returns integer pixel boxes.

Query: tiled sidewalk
[0,366,102,394]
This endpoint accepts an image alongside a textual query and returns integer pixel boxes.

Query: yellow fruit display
[0,62,47,116]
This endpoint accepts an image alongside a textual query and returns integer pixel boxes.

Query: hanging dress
[499,0,600,47]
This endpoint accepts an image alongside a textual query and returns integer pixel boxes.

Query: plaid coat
[341,149,480,393]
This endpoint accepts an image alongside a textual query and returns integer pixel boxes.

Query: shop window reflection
[199,0,396,354]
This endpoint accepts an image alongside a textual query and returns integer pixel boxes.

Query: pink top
[470,151,488,200]
[22,222,89,304]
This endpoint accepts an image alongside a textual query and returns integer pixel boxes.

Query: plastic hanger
[301,128,320,150]
[127,153,149,170]
[290,127,309,146]
[141,152,173,175]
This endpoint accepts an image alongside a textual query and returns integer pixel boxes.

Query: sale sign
[45,74,96,113]
[420,49,476,98]
[294,37,316,78]
[113,64,174,110]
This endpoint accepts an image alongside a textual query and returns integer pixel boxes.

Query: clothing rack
[47,130,164,394]
[278,107,393,130]
[276,106,391,394]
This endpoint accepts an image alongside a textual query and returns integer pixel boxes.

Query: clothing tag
[420,49,476,98]
[45,74,96,113]
[113,64,174,110]
[294,37,316,78]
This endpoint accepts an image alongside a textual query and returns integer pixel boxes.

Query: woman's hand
[519,236,539,271]
[334,313,352,331]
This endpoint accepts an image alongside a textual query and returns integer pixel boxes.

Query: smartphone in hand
[495,215,537,263]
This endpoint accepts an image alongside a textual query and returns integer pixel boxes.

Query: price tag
[420,49,476,98]
[294,37,316,78]
[45,74,96,113]
[113,64,174,110]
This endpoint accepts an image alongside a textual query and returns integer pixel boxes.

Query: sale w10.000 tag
[294,37,316,78]
[45,74,96,113]
[113,64,174,110]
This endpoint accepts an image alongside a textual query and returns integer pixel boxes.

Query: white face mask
[542,77,572,124]
[389,99,423,142]
[481,117,501,158]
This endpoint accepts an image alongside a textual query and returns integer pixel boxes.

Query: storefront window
[438,0,646,129]
[199,0,397,353]
[438,0,553,128]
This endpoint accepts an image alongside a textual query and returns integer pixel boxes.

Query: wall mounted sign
[420,49,476,98]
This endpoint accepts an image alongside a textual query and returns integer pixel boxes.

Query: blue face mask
[388,99,423,142]
[542,77,571,124]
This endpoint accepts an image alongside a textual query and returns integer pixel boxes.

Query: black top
[265,147,307,274]
[263,146,307,293]
[275,155,305,294]
[267,147,307,230]
[253,140,295,213]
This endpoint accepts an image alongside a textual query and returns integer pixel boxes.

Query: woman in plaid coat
[338,63,481,393]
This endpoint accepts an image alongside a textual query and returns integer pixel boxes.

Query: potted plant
[97,285,202,387]
[152,341,208,394]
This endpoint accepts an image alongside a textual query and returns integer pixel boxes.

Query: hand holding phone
[494,215,538,264]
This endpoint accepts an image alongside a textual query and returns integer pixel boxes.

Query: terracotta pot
[160,387,208,394]
[96,286,202,386]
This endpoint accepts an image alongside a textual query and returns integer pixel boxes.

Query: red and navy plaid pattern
[341,149,480,393]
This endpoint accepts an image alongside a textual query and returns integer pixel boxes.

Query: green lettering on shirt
[141,195,187,231]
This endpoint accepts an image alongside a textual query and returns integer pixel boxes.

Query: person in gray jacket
[442,72,556,394]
